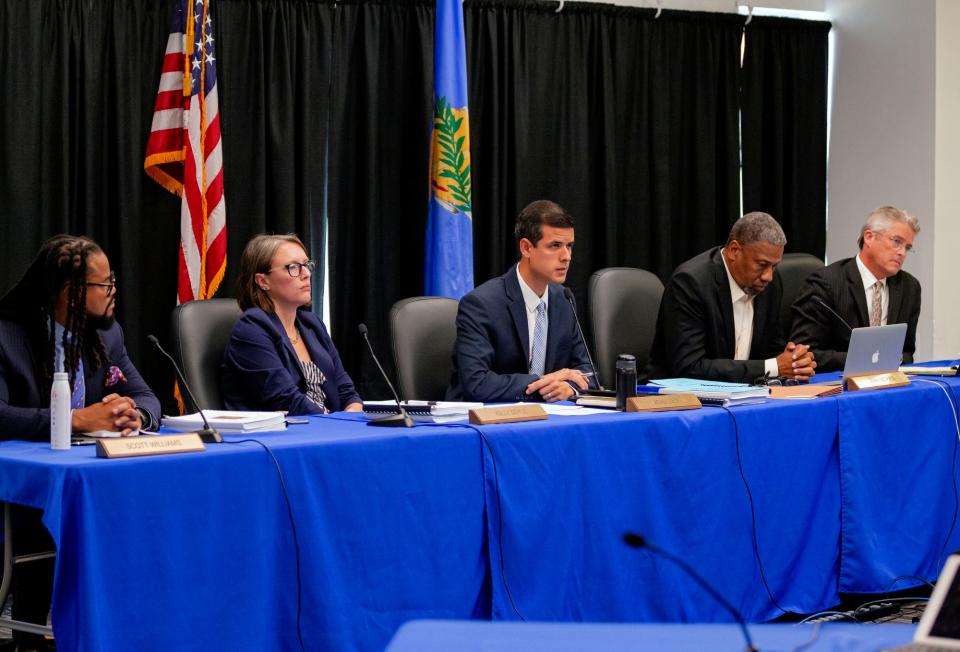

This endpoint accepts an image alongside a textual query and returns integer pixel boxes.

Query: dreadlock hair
[0,235,109,391]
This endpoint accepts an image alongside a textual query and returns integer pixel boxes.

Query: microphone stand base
[367,412,416,428]
[197,429,223,444]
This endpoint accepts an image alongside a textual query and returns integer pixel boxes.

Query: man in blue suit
[447,200,593,403]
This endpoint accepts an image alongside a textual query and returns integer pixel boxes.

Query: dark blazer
[790,257,921,372]
[221,308,360,414]
[0,320,161,441]
[446,265,592,402]
[645,247,786,383]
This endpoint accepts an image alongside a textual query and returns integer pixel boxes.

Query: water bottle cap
[53,372,68,381]
[617,354,636,361]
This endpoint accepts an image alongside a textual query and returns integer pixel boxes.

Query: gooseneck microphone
[563,287,603,390]
[623,532,757,652]
[357,324,415,428]
[813,295,854,332]
[147,334,222,443]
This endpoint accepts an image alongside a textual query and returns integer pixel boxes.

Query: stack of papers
[162,411,287,433]
[649,378,769,407]
[362,400,482,423]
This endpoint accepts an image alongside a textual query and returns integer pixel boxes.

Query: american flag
[144,0,226,303]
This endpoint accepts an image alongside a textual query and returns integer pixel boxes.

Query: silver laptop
[843,323,908,378]
[884,554,960,650]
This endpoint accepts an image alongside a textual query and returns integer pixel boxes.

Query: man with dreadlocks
[0,235,160,649]
[0,234,160,438]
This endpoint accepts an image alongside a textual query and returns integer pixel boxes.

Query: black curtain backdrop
[741,16,830,257]
[0,0,830,406]
[327,0,434,399]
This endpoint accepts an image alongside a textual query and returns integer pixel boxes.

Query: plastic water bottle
[50,372,71,450]
[615,354,638,411]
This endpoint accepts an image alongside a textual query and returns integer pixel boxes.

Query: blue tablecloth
[477,371,960,623]
[386,620,916,652]
[0,372,957,650]
[0,416,488,651]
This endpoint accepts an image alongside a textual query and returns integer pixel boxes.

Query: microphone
[357,323,415,428]
[563,287,603,390]
[623,532,757,652]
[813,295,853,332]
[147,334,222,443]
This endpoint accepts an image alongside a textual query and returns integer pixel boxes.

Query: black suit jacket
[645,247,786,383]
[446,265,592,402]
[790,257,921,372]
[0,320,161,441]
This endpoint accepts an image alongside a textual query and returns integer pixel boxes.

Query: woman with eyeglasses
[221,234,362,414]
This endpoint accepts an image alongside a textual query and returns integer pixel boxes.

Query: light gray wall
[824,0,937,359]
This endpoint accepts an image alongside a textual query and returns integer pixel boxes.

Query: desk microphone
[357,324,415,428]
[812,295,853,332]
[623,532,757,652]
[563,287,603,390]
[147,334,222,443]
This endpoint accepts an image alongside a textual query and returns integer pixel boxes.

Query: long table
[0,373,957,650]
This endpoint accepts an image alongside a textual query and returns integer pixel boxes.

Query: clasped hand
[71,393,141,436]
[526,368,589,402]
[775,342,817,381]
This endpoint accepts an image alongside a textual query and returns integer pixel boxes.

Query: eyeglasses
[752,373,800,387]
[269,261,316,278]
[884,234,912,253]
[86,273,117,292]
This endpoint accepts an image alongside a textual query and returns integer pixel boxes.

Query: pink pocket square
[105,366,127,388]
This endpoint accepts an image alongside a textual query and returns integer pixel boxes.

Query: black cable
[917,379,960,574]
[222,437,306,652]
[883,575,937,592]
[721,405,789,615]
[430,421,527,621]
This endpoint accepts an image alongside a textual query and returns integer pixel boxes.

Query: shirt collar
[856,253,885,290]
[720,248,751,304]
[516,265,549,313]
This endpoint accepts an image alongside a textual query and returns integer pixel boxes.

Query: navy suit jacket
[446,265,592,402]
[790,257,921,372]
[0,320,161,441]
[645,247,786,383]
[221,308,360,414]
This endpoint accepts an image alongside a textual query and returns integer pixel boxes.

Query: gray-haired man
[791,206,921,372]
[645,212,817,383]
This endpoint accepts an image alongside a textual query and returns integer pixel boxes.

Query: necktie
[530,301,547,376]
[71,356,85,410]
[870,281,883,327]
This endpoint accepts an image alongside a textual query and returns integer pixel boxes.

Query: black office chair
[389,297,459,401]
[169,298,242,411]
[588,267,664,389]
[777,253,824,336]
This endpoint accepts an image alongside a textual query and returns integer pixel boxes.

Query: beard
[87,305,115,331]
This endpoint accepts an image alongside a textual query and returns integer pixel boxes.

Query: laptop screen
[930,569,960,639]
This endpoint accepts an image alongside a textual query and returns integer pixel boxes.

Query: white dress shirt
[856,253,888,325]
[721,250,778,378]
[517,265,549,364]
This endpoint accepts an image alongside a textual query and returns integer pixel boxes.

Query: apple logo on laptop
[871,350,880,364]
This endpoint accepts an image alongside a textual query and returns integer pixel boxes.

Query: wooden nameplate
[626,393,702,412]
[843,371,911,391]
[96,433,206,458]
[469,404,548,425]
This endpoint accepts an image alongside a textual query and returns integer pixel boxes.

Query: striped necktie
[529,301,547,376]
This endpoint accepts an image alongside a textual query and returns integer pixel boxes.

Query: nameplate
[469,404,548,425]
[626,394,702,412]
[95,434,206,458]
[843,371,911,392]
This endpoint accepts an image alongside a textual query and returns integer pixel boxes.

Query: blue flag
[424,0,473,299]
